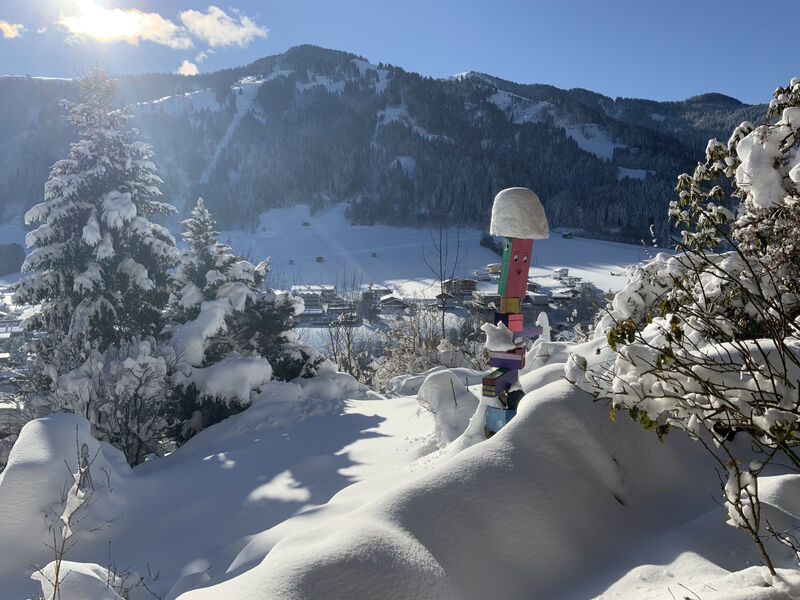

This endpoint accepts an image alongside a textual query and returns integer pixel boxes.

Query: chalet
[379,294,409,312]
[551,287,580,302]
[487,263,502,275]
[552,267,569,280]
[443,278,478,296]
[528,293,551,305]
[435,292,455,306]
[361,283,392,305]
[290,284,337,311]
[472,290,501,307]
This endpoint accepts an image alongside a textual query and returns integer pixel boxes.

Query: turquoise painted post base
[485,405,517,435]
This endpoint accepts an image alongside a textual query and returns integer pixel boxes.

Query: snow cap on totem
[490,187,549,239]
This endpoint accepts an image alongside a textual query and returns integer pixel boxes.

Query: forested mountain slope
[0,45,763,243]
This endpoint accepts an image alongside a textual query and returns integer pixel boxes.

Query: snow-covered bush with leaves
[54,338,174,465]
[168,198,319,439]
[372,305,485,391]
[567,78,800,573]
[7,70,179,466]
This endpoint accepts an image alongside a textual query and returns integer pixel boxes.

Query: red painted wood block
[488,347,525,359]
[488,347,526,369]
[494,312,523,331]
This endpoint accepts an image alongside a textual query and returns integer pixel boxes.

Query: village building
[443,278,478,296]
[379,293,410,313]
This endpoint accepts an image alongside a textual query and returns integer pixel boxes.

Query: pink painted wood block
[504,238,533,298]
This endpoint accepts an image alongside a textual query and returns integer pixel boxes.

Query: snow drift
[179,376,781,600]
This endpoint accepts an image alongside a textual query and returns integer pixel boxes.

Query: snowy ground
[223,203,648,298]
[4,207,796,599]
[2,338,799,599]
[1,203,647,298]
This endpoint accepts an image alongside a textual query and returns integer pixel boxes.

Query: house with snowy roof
[379,293,409,312]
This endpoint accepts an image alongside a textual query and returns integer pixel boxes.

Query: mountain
[0,45,764,244]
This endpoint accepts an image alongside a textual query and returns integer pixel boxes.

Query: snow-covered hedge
[568,78,800,573]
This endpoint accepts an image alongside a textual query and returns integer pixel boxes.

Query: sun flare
[58,0,191,48]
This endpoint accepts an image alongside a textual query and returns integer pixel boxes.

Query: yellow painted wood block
[500,296,520,314]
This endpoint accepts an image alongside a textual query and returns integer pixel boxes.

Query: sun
[60,0,144,42]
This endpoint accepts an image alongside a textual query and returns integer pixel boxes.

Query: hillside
[0,45,764,244]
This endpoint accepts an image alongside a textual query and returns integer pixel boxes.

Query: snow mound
[489,187,549,240]
[0,414,130,589]
[32,561,124,600]
[384,366,484,398]
[417,370,480,447]
[597,555,800,600]
[178,380,728,600]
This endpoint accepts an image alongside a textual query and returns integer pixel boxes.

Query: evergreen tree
[14,69,177,350]
[168,198,318,439]
[169,197,255,324]
[9,70,179,465]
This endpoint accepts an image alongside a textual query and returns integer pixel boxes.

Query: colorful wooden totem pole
[482,187,549,435]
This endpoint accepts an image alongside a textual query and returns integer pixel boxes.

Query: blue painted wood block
[489,355,524,369]
[514,326,543,338]
[482,368,518,398]
[485,406,517,433]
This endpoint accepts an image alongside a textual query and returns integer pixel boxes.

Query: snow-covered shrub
[417,369,479,447]
[321,318,381,385]
[569,78,800,574]
[6,70,179,466]
[168,199,319,440]
[55,338,174,465]
[373,302,492,392]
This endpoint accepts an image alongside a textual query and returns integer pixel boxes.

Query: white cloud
[180,5,267,48]
[59,1,192,49]
[37,27,47,34]
[195,50,208,63]
[176,60,199,76]
[0,20,24,39]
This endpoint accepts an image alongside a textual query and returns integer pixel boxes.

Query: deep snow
[2,339,799,599]
[2,206,798,599]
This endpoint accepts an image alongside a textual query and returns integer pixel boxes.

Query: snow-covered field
[2,336,799,599]
[1,203,647,298]
[221,203,648,298]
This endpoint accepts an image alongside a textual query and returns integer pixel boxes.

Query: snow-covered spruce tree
[567,78,800,574]
[168,198,319,440]
[10,70,178,465]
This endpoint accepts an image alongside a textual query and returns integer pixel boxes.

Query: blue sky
[0,1,797,104]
